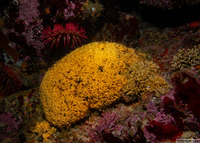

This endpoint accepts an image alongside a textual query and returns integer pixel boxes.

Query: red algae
[174,75,200,119]
[145,120,183,141]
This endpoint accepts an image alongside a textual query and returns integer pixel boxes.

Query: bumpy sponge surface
[40,42,168,127]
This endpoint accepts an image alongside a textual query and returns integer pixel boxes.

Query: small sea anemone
[42,23,87,50]
[0,63,23,96]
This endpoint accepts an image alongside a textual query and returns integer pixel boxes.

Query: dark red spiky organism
[41,23,87,50]
[0,63,23,96]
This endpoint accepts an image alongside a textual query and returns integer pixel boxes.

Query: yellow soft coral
[33,121,56,142]
[40,42,169,127]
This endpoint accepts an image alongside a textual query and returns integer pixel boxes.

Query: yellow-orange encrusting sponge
[40,42,169,127]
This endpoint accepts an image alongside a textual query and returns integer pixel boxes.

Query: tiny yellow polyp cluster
[40,42,169,127]
[33,121,56,142]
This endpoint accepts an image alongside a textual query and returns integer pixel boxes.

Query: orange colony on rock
[39,42,169,127]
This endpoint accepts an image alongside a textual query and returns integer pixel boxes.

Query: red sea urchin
[0,63,23,96]
[42,23,87,50]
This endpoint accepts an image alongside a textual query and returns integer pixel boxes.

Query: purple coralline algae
[88,112,122,142]
[14,0,44,55]
[17,0,40,24]
[0,112,20,142]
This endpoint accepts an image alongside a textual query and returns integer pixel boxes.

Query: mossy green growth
[40,42,169,127]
